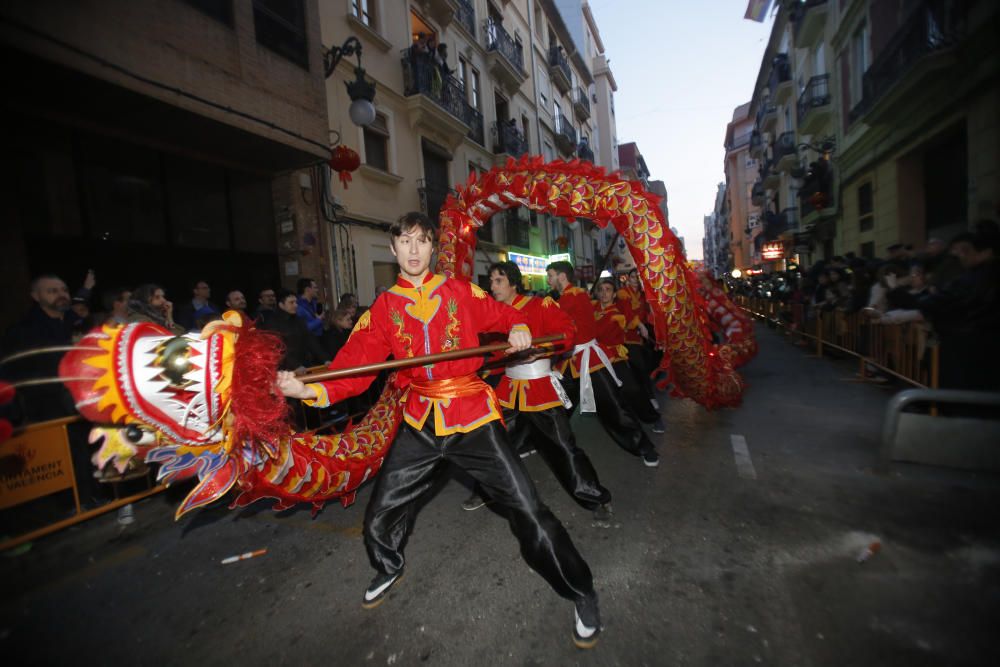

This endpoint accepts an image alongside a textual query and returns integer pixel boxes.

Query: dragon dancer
[463,261,613,523]
[277,213,602,649]
[545,261,660,468]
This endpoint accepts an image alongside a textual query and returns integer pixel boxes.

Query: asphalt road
[2,325,998,666]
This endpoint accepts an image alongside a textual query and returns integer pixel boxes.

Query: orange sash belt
[410,373,494,400]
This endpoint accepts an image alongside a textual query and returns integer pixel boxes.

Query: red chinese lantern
[808,191,828,211]
[329,145,360,189]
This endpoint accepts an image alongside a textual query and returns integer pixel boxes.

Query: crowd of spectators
[0,272,386,516]
[729,220,999,391]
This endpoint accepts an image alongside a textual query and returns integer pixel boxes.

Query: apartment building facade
[722,102,763,272]
[740,0,999,272]
[323,0,619,300]
[0,0,331,329]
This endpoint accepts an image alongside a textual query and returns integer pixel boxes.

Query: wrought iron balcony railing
[401,48,478,131]
[548,45,571,86]
[773,131,797,161]
[768,53,792,98]
[572,87,591,118]
[493,120,528,156]
[860,0,965,118]
[554,108,577,150]
[485,19,525,74]
[797,73,830,125]
[417,178,457,220]
[455,0,475,37]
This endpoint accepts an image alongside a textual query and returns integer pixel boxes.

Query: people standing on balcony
[546,261,660,468]
[277,213,603,649]
[461,261,614,525]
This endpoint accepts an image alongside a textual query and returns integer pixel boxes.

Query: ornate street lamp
[324,36,376,126]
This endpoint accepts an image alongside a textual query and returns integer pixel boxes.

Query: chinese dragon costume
[49,158,753,518]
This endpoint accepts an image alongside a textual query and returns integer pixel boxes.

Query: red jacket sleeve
[305,299,392,407]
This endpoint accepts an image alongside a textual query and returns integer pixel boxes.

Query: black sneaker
[462,492,486,511]
[651,418,666,434]
[361,570,404,609]
[642,450,660,468]
[573,594,601,649]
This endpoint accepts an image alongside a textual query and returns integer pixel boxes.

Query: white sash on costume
[505,358,573,409]
[572,338,621,413]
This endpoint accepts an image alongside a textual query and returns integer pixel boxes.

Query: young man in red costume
[616,268,664,431]
[278,213,601,649]
[464,261,613,523]
[545,261,659,468]
[595,278,662,429]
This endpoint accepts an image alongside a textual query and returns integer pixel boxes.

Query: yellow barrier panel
[0,416,167,552]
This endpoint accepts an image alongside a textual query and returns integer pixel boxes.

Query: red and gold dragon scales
[54,158,750,518]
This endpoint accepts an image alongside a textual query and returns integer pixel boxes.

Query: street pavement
[2,324,999,666]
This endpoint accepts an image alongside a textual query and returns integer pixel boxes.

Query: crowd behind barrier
[727,222,997,393]
[734,295,939,389]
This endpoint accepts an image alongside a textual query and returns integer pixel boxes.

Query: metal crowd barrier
[734,295,939,389]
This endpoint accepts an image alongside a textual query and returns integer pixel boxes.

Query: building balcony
[401,50,477,150]
[423,0,461,30]
[749,130,764,158]
[797,73,831,135]
[727,130,752,153]
[577,141,595,162]
[572,87,591,121]
[484,19,526,91]
[553,108,577,155]
[548,45,572,94]
[757,102,778,133]
[773,131,798,172]
[762,158,780,189]
[780,207,799,235]
[751,181,765,207]
[856,0,965,126]
[454,0,476,38]
[418,178,457,221]
[769,53,794,105]
[792,0,828,47]
[493,120,528,157]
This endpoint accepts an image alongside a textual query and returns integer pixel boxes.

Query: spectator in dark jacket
[263,289,329,371]
[901,230,999,390]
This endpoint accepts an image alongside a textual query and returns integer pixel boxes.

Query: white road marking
[730,434,757,480]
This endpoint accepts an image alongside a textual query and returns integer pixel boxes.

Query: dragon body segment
[436,157,745,408]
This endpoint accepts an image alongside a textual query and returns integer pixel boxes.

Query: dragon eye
[125,424,144,443]
[158,337,193,388]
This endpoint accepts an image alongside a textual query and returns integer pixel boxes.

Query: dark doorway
[421,139,451,222]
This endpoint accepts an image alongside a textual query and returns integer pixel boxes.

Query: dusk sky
[588,0,774,259]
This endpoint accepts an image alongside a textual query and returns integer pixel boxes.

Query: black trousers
[618,352,660,424]
[504,407,611,510]
[625,344,659,414]
[562,363,657,457]
[364,419,595,603]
